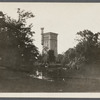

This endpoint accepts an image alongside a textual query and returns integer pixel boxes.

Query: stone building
[41,28,58,57]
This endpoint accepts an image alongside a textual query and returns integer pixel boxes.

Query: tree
[56,54,64,63]
[62,48,76,65]
[76,30,100,61]
[0,9,39,70]
[62,30,100,69]
[47,50,55,63]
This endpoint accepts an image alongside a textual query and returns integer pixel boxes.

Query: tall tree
[62,30,100,68]
[76,30,100,61]
[0,9,39,69]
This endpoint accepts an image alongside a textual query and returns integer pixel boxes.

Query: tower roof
[43,32,58,35]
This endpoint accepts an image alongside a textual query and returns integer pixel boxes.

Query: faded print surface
[0,3,100,95]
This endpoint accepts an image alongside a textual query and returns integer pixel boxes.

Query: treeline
[61,30,100,69]
[1,8,100,73]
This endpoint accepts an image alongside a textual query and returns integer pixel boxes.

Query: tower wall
[42,32,58,57]
[50,34,57,57]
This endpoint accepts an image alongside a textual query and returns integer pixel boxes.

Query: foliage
[41,53,48,63]
[76,30,100,61]
[0,9,39,69]
[38,50,56,63]
[56,54,64,63]
[62,30,100,69]
[47,50,55,63]
[62,48,76,65]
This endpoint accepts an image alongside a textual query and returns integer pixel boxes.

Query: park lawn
[0,67,57,92]
[0,62,100,92]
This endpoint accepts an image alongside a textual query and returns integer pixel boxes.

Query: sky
[0,3,100,54]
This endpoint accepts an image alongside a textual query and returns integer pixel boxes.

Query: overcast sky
[0,3,100,54]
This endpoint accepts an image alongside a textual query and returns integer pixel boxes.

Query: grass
[0,62,100,92]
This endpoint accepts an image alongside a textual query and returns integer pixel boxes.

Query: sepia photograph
[0,2,100,95]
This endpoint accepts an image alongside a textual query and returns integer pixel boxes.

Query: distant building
[41,28,58,57]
